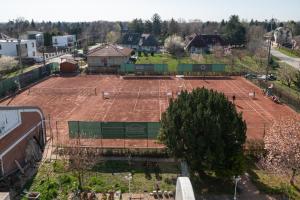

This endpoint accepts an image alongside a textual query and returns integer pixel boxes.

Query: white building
[52,35,76,47]
[0,39,37,58]
[21,31,44,47]
[274,27,293,47]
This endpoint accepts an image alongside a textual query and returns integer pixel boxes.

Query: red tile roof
[87,44,133,57]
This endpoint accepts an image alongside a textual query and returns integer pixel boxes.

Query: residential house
[0,37,37,58]
[52,35,76,47]
[21,31,44,48]
[0,106,46,177]
[120,33,158,52]
[274,27,293,48]
[185,33,225,54]
[87,44,133,72]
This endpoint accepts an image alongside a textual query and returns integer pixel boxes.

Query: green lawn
[2,64,38,79]
[275,47,300,58]
[22,160,180,200]
[250,169,300,200]
[136,53,198,72]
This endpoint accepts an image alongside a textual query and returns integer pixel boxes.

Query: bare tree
[254,47,269,74]
[67,136,100,192]
[246,26,267,61]
[212,44,224,59]
[262,117,300,190]
[278,63,296,87]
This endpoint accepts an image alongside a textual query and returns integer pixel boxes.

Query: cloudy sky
[1,0,300,22]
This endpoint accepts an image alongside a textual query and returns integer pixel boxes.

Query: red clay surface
[1,75,297,149]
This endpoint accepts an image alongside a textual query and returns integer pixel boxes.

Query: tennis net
[102,91,173,99]
[223,92,256,100]
[28,87,97,96]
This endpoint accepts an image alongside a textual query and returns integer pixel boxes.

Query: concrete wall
[87,56,130,67]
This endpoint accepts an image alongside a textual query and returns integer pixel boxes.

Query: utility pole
[266,18,274,81]
[17,36,23,74]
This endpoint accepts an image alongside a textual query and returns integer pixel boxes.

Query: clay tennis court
[0,75,296,149]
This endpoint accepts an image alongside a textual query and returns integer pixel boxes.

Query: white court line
[229,79,275,121]
[102,79,125,121]
[223,80,270,123]
[91,78,123,121]
[133,87,141,112]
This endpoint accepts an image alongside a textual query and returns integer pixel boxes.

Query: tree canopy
[262,117,300,188]
[164,34,185,56]
[223,15,246,45]
[159,88,247,178]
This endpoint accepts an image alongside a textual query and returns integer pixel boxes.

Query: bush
[53,161,65,173]
[293,71,300,90]
[0,56,18,74]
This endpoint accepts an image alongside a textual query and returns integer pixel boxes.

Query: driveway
[271,47,300,70]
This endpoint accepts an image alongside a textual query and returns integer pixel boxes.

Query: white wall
[52,35,76,47]
[0,40,37,58]
[0,110,21,138]
[25,40,37,57]
[0,41,18,57]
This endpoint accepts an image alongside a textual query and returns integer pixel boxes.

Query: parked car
[257,74,277,81]
[244,73,257,79]
[268,74,277,81]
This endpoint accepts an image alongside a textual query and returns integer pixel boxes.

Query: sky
[1,0,300,22]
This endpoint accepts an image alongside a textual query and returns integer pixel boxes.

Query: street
[271,47,300,70]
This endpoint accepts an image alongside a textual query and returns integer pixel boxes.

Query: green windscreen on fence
[68,121,161,139]
[0,77,19,97]
[0,62,60,98]
[178,64,225,73]
[120,64,168,74]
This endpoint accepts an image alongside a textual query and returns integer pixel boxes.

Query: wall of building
[0,110,21,139]
[0,40,37,58]
[87,56,129,67]
[0,107,45,177]
[25,40,37,57]
[52,35,75,47]
[0,41,18,57]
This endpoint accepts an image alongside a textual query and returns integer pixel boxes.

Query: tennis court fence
[68,121,161,139]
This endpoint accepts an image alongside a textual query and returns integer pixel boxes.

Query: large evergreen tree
[223,15,246,45]
[129,18,144,34]
[160,88,247,178]
[168,18,179,35]
[152,13,162,36]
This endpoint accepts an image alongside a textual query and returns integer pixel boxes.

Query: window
[32,42,34,47]
[32,51,35,56]
[0,44,1,50]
